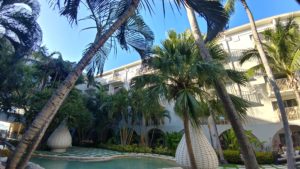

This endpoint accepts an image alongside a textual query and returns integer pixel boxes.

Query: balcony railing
[227,86,261,105]
[226,49,243,62]
[240,91,261,104]
[277,107,300,121]
[108,72,123,82]
[275,78,293,91]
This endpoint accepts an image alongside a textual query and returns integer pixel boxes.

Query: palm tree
[205,40,249,164]
[0,0,42,56]
[8,0,229,168]
[6,1,152,168]
[240,18,300,108]
[223,1,296,167]
[130,88,170,146]
[132,31,249,169]
[183,4,260,169]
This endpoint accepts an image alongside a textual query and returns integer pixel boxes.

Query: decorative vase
[175,124,219,169]
[47,120,72,152]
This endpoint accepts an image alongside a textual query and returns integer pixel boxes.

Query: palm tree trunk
[185,6,259,169]
[17,122,48,169]
[208,114,227,164]
[240,1,295,168]
[183,110,197,169]
[6,1,140,168]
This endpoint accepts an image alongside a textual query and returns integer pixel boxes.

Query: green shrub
[0,149,10,157]
[295,146,300,151]
[165,132,182,152]
[98,144,152,153]
[223,150,275,164]
[223,150,243,164]
[153,146,173,156]
[255,152,275,164]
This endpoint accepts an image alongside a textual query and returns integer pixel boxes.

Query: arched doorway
[219,128,262,151]
[148,128,165,147]
[272,125,300,151]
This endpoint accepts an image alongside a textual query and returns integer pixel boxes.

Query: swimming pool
[31,157,179,169]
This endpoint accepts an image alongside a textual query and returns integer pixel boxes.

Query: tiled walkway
[217,165,286,169]
[35,147,124,157]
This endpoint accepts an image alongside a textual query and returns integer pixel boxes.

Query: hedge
[223,150,275,164]
[98,144,174,156]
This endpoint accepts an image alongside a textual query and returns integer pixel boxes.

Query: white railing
[275,78,292,91]
[227,86,261,104]
[107,72,123,82]
[277,107,300,121]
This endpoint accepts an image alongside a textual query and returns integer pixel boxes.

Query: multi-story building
[95,11,300,150]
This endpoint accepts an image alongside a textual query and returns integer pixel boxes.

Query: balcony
[107,72,123,84]
[277,107,300,121]
[226,49,243,62]
[227,86,261,105]
[267,78,294,97]
[240,91,261,105]
[275,78,293,91]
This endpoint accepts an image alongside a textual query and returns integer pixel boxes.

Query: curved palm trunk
[183,110,197,169]
[240,1,295,168]
[208,115,227,164]
[185,6,259,169]
[6,1,140,168]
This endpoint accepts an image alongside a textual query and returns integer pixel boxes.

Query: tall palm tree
[7,0,229,168]
[0,0,42,56]
[6,0,152,168]
[205,40,248,164]
[132,31,248,169]
[183,5,260,169]
[240,18,300,108]
[224,1,296,167]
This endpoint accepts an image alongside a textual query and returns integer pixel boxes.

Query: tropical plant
[240,18,300,108]
[165,132,183,153]
[7,0,230,168]
[7,1,153,168]
[0,39,38,117]
[0,0,42,56]
[25,88,93,144]
[132,30,249,169]
[31,48,76,90]
[220,129,264,151]
[223,0,296,167]
[183,3,260,168]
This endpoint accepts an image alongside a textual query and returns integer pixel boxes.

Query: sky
[37,0,300,71]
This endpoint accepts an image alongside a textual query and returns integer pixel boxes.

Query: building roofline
[222,10,300,36]
[98,11,300,77]
[97,60,142,77]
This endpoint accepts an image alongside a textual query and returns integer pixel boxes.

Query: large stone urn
[175,124,219,169]
[47,120,72,152]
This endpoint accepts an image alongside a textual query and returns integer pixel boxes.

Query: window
[272,99,298,110]
[249,33,265,41]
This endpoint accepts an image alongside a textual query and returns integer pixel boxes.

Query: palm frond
[239,49,260,65]
[225,69,248,86]
[184,0,229,41]
[0,0,42,55]
[116,13,154,59]
[223,0,235,15]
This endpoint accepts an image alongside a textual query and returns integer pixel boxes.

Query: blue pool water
[31,157,179,169]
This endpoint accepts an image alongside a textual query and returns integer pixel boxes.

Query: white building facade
[95,11,300,150]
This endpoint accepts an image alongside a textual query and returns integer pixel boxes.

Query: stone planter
[175,124,218,169]
[47,121,72,152]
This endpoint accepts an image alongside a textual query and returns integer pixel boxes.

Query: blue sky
[37,0,299,71]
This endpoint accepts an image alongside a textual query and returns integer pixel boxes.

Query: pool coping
[32,152,176,162]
